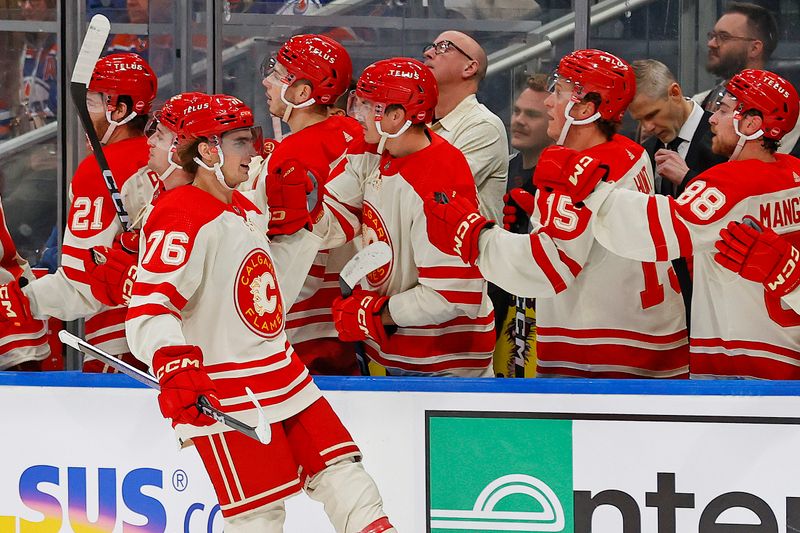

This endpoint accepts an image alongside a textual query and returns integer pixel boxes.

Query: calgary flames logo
[235,249,284,339]
[361,201,393,287]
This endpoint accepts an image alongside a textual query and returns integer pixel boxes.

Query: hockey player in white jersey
[295,57,496,376]
[541,68,800,379]
[424,49,689,378]
[0,53,158,372]
[125,94,395,532]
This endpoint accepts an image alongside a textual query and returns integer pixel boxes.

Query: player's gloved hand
[502,188,535,231]
[117,230,140,254]
[423,192,495,265]
[84,245,138,307]
[332,289,390,345]
[532,145,609,204]
[0,278,33,326]
[715,218,800,297]
[266,159,314,237]
[152,345,221,427]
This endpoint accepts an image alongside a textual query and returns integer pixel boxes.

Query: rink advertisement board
[1,375,800,532]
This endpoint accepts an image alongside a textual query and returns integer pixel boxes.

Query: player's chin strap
[159,138,183,181]
[730,117,764,161]
[556,100,602,146]
[376,119,412,153]
[193,136,235,190]
[101,96,139,144]
[280,84,315,122]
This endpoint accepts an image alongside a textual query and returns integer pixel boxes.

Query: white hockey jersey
[0,198,49,369]
[23,136,156,355]
[314,132,495,376]
[126,185,323,439]
[585,152,800,379]
[476,135,689,378]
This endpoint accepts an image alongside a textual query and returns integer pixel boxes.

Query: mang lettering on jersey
[361,201,393,287]
[759,195,800,230]
[1,464,224,532]
[235,249,284,339]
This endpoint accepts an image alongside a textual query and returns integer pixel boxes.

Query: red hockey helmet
[88,53,157,114]
[554,49,635,123]
[725,69,799,141]
[274,34,352,104]
[355,57,438,124]
[156,92,213,137]
[178,94,254,141]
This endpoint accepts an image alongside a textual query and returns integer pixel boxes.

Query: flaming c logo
[235,249,284,339]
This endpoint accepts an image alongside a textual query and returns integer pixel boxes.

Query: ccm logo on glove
[768,246,800,292]
[455,213,485,256]
[568,156,596,186]
[156,357,201,380]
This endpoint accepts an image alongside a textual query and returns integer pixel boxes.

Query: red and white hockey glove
[152,345,221,427]
[0,278,33,326]
[715,218,800,298]
[423,192,494,265]
[332,289,390,345]
[84,245,138,307]
[266,159,314,237]
[502,188,535,231]
[532,145,609,204]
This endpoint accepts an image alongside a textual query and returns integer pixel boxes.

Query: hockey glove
[266,159,314,237]
[715,218,800,298]
[332,289,391,345]
[532,145,609,204]
[84,245,138,307]
[502,188,535,231]
[152,345,221,427]
[424,191,494,266]
[0,278,33,326]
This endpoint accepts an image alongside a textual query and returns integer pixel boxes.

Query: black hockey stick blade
[58,330,271,444]
[70,14,130,230]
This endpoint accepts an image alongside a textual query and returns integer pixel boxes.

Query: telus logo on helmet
[388,69,420,80]
[185,103,210,114]
[113,63,144,71]
[308,46,336,64]
[765,77,791,99]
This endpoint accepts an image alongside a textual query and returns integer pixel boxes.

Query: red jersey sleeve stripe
[646,196,669,261]
[668,198,694,258]
[556,249,582,278]
[132,282,188,310]
[126,303,181,321]
[435,289,484,305]
[329,205,357,243]
[62,265,90,284]
[418,265,482,279]
[529,236,567,294]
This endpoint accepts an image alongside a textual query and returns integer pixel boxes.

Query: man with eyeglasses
[695,2,777,112]
[423,31,508,223]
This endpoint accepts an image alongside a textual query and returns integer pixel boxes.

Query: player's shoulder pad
[143,186,225,243]
[584,135,647,183]
[72,136,150,196]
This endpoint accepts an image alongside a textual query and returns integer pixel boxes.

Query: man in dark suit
[629,59,727,330]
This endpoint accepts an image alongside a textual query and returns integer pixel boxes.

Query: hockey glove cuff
[152,345,221,428]
[533,145,609,204]
[266,159,314,237]
[424,192,494,266]
[332,289,391,345]
[0,279,34,326]
[715,218,800,298]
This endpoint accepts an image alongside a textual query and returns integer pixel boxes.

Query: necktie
[659,137,684,196]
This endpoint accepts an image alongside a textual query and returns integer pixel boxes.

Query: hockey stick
[339,241,392,376]
[506,195,532,378]
[58,330,271,444]
[70,14,131,230]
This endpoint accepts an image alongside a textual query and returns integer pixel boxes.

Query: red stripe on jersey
[434,289,484,305]
[222,372,314,412]
[366,343,492,373]
[329,204,357,243]
[529,236,567,293]
[126,303,181,321]
[647,196,669,261]
[690,348,800,380]
[402,313,495,330]
[132,281,188,309]
[289,287,339,312]
[208,433,243,502]
[206,345,292,373]
[691,337,800,360]
[286,313,333,330]
[307,264,326,278]
[62,265,89,284]
[0,335,49,355]
[537,341,690,378]
[85,307,127,334]
[538,326,688,344]
[557,249,582,278]
[669,198,694,258]
[86,328,126,347]
[62,244,89,260]
[418,265,482,279]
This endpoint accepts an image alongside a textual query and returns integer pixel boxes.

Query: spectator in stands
[630,59,726,332]
[17,0,57,131]
[424,31,509,221]
[507,73,551,192]
[106,0,148,57]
